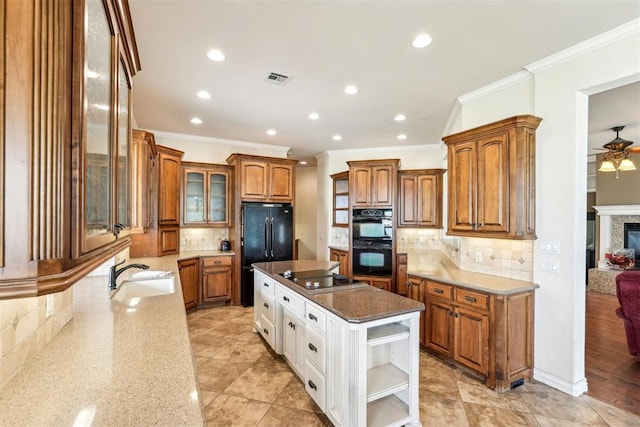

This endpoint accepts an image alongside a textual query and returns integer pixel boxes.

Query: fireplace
[593,205,640,269]
[624,223,640,267]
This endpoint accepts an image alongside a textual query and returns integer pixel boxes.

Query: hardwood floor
[585,290,640,416]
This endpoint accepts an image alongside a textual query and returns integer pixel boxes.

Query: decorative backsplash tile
[457,237,534,281]
[396,229,440,252]
[181,228,230,251]
[330,227,349,247]
[0,286,73,388]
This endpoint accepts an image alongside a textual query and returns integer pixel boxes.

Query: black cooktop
[280,269,352,291]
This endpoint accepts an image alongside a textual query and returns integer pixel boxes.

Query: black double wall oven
[352,208,393,276]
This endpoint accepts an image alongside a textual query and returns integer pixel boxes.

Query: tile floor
[188,305,640,427]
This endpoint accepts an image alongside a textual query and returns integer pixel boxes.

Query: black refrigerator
[241,203,294,306]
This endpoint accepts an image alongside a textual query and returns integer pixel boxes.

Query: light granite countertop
[253,260,425,323]
[403,249,539,295]
[0,251,229,426]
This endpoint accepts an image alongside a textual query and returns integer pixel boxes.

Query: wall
[595,152,640,205]
[295,168,318,260]
[452,20,640,396]
[0,288,73,387]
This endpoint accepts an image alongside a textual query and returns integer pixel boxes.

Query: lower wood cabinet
[353,275,392,292]
[329,248,350,278]
[177,258,199,311]
[177,255,234,311]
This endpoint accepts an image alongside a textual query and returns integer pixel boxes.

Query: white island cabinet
[253,263,423,427]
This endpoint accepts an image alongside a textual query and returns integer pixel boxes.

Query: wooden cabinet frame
[181,162,232,227]
[398,169,445,228]
[330,171,349,227]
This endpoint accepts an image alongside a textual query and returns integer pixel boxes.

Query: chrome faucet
[109,260,150,290]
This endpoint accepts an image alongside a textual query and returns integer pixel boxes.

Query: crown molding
[457,70,533,105]
[526,18,640,75]
[147,129,291,155]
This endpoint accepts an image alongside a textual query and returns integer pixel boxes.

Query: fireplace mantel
[593,205,640,268]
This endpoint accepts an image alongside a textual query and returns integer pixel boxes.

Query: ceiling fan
[591,126,639,176]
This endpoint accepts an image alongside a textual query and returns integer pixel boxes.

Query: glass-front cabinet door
[182,163,231,227]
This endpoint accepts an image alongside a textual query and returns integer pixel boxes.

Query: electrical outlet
[46,294,54,318]
[474,251,483,262]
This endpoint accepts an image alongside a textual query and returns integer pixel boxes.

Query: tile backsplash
[181,227,230,251]
[457,237,534,281]
[0,287,73,388]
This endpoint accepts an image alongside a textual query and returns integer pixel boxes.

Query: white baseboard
[533,368,588,396]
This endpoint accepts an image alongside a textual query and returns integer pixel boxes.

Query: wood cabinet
[0,0,140,298]
[226,154,298,203]
[131,130,158,233]
[177,257,199,311]
[396,254,408,297]
[443,115,542,239]
[201,256,233,304]
[331,171,349,227]
[347,159,399,208]
[423,278,535,392]
[405,275,426,347]
[182,162,232,227]
[353,275,392,292]
[329,248,350,278]
[398,169,445,228]
[130,144,184,257]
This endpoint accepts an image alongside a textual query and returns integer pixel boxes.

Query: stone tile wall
[181,228,230,252]
[457,237,534,281]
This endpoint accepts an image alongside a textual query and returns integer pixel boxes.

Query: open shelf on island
[367,363,409,402]
[367,394,410,427]
[367,322,409,347]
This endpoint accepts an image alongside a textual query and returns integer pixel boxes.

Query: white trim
[147,129,291,155]
[526,18,640,75]
[592,205,640,268]
[533,368,588,397]
[593,205,640,216]
[442,99,462,137]
[457,70,532,105]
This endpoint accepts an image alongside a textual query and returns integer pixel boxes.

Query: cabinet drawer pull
[263,283,269,288]
[308,313,318,321]
[308,343,318,352]
[434,288,444,294]
[464,296,477,303]
[263,302,269,308]
[214,260,221,265]
[283,296,290,302]
[308,380,317,390]
[288,321,295,330]
[263,328,269,335]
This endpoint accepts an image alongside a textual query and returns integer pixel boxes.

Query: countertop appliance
[219,238,231,251]
[241,203,294,306]
[279,270,367,294]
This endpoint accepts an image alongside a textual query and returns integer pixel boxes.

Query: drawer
[305,301,327,333]
[201,256,232,267]
[259,314,276,350]
[305,360,326,412]
[455,288,489,311]
[257,275,276,295]
[261,291,276,323]
[276,285,305,318]
[305,326,326,373]
[427,281,453,300]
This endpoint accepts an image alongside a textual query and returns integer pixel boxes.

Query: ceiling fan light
[618,158,637,171]
[598,160,616,172]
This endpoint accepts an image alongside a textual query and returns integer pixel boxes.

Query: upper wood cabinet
[131,130,157,233]
[347,159,399,208]
[0,0,140,299]
[226,154,298,203]
[157,146,183,226]
[443,115,542,239]
[398,169,446,228]
[331,171,349,227]
[182,162,232,227]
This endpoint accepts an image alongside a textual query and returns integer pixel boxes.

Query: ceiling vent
[266,72,292,85]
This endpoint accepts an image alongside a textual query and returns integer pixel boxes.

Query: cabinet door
[425,298,453,356]
[178,258,199,311]
[209,170,230,225]
[476,134,509,233]
[330,249,349,277]
[351,166,371,207]
[417,175,439,227]
[331,171,349,227]
[241,161,268,200]
[449,141,476,232]
[408,276,425,347]
[202,266,232,302]
[159,226,180,255]
[184,169,206,224]
[398,175,417,226]
[454,306,489,375]
[158,151,181,225]
[283,309,305,376]
[396,254,408,297]
[371,165,394,207]
[269,164,294,201]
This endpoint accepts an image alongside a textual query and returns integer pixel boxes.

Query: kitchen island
[253,260,425,427]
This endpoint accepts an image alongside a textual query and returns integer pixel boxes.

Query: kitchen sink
[111,276,175,301]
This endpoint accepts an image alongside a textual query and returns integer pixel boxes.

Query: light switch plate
[539,241,560,254]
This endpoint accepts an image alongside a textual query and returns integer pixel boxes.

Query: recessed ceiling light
[412,34,433,48]
[344,85,358,95]
[197,90,211,100]
[300,161,308,165]
[332,134,342,141]
[266,129,277,136]
[206,49,226,62]
[190,117,202,124]
[394,114,406,122]
[397,134,407,140]
[308,112,320,120]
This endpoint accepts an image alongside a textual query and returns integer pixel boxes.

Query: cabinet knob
[263,328,269,335]
[405,281,410,287]
[308,342,318,352]
[263,302,269,308]
[263,283,269,287]
[283,296,290,302]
